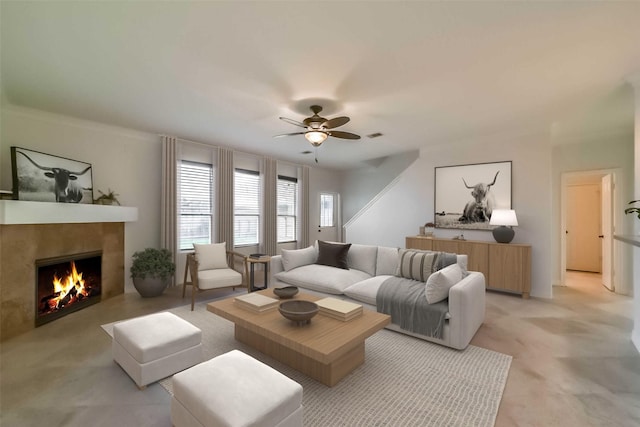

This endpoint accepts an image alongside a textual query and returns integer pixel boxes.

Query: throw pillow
[281,246,317,271]
[425,263,464,304]
[376,246,399,276]
[347,244,378,276]
[316,240,352,270]
[396,249,457,282]
[193,242,228,271]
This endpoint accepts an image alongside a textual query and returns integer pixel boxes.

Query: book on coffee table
[315,297,363,321]
[234,293,279,313]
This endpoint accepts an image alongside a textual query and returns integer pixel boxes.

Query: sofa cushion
[425,263,464,304]
[274,264,371,294]
[343,275,394,305]
[347,244,378,276]
[376,246,399,276]
[281,245,317,271]
[396,249,457,282]
[316,241,351,270]
[193,243,227,271]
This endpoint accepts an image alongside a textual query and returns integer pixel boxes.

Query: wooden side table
[245,256,271,292]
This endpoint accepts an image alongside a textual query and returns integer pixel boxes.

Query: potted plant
[625,200,640,219]
[94,188,121,205]
[130,248,175,297]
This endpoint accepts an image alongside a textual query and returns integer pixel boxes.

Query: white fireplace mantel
[0,200,138,224]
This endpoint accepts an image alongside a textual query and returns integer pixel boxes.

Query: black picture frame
[434,160,512,230]
[11,146,94,204]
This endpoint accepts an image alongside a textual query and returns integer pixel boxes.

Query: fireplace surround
[0,200,138,341]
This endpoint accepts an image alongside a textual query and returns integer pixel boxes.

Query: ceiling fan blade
[328,130,361,140]
[279,117,306,128]
[273,132,305,138]
[322,116,350,129]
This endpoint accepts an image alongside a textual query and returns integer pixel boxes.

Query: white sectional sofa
[270,242,485,350]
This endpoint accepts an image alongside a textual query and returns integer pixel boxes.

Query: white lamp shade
[490,209,518,226]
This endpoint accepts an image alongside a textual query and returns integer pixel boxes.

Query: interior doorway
[561,169,619,292]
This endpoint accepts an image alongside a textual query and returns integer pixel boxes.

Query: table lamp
[490,209,518,243]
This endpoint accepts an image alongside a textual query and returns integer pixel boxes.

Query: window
[234,169,260,246]
[277,175,298,242]
[320,193,335,227]
[179,161,214,250]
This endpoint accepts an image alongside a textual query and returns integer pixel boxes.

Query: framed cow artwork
[10,146,94,204]
[434,161,512,230]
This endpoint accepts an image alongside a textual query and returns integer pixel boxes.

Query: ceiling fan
[274,105,361,147]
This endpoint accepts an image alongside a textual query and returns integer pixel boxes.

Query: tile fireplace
[0,200,138,341]
[36,251,102,326]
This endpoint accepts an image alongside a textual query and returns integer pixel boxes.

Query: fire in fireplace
[36,251,102,326]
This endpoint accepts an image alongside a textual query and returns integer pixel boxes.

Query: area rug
[103,302,511,427]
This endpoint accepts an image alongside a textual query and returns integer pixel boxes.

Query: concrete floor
[1,272,639,426]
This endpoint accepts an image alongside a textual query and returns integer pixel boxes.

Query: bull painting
[458,171,499,223]
[11,147,93,204]
[434,161,512,230]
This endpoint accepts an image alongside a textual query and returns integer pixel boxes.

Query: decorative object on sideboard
[130,248,176,297]
[624,200,640,220]
[424,222,435,237]
[434,161,512,231]
[10,146,93,204]
[94,188,121,205]
[490,209,518,243]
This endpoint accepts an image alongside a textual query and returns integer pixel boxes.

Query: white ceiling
[2,1,639,170]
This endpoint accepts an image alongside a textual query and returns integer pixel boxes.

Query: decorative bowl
[278,300,318,326]
[273,286,299,299]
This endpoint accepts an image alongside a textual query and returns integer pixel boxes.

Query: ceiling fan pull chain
[315,146,319,163]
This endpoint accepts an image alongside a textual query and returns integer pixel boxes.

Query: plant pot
[133,276,169,297]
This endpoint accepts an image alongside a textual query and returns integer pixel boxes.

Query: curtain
[218,147,234,251]
[263,157,277,255]
[161,135,178,285]
[300,165,310,248]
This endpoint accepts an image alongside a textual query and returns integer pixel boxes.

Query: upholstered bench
[171,350,303,427]
[112,312,203,389]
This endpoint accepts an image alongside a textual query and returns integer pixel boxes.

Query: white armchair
[182,243,247,310]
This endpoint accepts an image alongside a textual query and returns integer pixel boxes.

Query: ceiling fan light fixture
[305,130,328,146]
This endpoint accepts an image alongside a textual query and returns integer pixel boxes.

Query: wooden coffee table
[207,289,390,386]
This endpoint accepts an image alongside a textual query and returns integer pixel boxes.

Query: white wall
[630,75,640,353]
[346,130,554,298]
[341,150,419,222]
[1,105,161,292]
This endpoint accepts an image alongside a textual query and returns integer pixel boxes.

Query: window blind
[234,169,260,246]
[277,175,297,242]
[179,161,214,250]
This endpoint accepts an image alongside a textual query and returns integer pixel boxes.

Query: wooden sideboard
[406,236,531,298]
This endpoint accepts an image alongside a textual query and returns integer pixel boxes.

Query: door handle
[598,235,604,238]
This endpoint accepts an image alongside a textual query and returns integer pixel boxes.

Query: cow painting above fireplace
[36,251,102,326]
[11,146,94,204]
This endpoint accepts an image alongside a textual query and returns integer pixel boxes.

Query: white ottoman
[113,311,203,389]
[171,350,303,427]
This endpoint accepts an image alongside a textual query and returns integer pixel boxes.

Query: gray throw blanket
[376,276,449,339]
